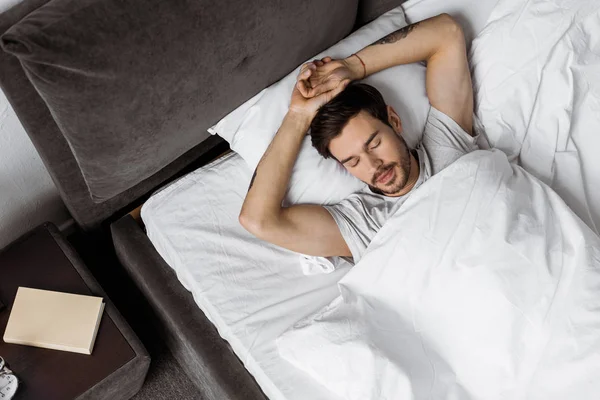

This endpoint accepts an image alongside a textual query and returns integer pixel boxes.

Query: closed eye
[370,140,381,150]
[350,158,360,168]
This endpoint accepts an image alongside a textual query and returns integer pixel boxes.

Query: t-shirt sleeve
[323,194,378,265]
[420,106,481,175]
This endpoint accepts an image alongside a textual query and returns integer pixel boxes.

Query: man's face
[328,107,411,196]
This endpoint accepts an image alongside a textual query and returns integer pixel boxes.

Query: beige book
[3,287,105,355]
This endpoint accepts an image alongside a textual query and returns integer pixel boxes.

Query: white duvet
[278,150,600,400]
[470,0,600,235]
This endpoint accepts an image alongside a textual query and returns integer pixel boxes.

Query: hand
[289,57,351,120]
[298,55,364,98]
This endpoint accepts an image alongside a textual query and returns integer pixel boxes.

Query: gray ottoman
[0,223,150,400]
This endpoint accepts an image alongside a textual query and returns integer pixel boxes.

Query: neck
[390,151,420,197]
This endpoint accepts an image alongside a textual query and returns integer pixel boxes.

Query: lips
[376,167,394,184]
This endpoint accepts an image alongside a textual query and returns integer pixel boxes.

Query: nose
[365,152,382,174]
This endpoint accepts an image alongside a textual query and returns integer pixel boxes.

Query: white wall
[0,0,70,249]
[0,89,70,249]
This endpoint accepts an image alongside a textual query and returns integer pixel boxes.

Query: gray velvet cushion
[356,0,406,27]
[1,0,358,202]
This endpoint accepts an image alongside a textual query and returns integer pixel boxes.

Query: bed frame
[0,0,404,398]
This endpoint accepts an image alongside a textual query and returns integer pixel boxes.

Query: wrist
[344,54,366,80]
[286,108,315,130]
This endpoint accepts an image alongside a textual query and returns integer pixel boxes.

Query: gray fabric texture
[0,0,224,230]
[130,346,201,400]
[1,0,358,202]
[46,222,151,400]
[355,0,406,28]
[111,215,268,400]
[325,106,480,264]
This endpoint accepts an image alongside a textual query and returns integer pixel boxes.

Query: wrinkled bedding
[276,1,600,396]
[470,0,600,235]
[278,150,600,400]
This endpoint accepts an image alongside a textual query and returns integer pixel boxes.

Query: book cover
[3,287,104,355]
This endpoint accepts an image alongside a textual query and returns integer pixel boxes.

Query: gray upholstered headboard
[0,0,403,230]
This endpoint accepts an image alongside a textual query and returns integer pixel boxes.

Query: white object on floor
[278,150,600,400]
[142,0,501,398]
[0,357,18,400]
[470,0,600,235]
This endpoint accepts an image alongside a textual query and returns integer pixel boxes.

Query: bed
[2,0,599,398]
[138,2,502,399]
[0,1,408,398]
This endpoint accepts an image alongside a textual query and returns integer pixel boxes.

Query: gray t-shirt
[324,106,480,264]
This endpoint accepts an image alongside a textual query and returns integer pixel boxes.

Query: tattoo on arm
[248,138,275,192]
[248,169,258,191]
[371,21,420,45]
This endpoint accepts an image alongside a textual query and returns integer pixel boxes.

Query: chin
[381,176,408,196]
[370,182,400,196]
[368,165,407,195]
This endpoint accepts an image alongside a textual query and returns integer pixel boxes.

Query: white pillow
[209,6,430,205]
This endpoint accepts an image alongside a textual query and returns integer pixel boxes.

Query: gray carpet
[131,345,202,400]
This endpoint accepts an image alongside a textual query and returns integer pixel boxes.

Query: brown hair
[310,83,390,159]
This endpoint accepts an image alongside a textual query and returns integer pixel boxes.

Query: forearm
[345,14,463,79]
[240,111,311,227]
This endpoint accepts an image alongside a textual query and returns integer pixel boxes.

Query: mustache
[372,163,397,186]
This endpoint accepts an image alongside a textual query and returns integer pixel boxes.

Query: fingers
[323,79,351,103]
[296,79,308,98]
[299,62,315,79]
[296,68,312,97]
[301,57,331,73]
[296,79,310,98]
[297,58,334,98]
[297,62,317,97]
[307,78,342,98]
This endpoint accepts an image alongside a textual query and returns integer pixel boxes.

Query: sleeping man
[239,13,478,264]
[240,13,600,396]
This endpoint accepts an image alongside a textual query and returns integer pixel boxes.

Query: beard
[368,135,412,196]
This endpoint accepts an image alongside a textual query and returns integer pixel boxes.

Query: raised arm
[238,63,352,257]
[305,14,474,134]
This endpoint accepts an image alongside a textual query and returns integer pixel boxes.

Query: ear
[386,105,403,135]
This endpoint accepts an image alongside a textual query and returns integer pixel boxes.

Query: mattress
[142,1,500,399]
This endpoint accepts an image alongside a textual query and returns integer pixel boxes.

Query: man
[239,13,480,264]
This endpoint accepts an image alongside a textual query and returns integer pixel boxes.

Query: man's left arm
[304,14,474,135]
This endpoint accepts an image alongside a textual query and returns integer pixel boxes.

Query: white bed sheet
[142,0,500,398]
[143,153,349,400]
